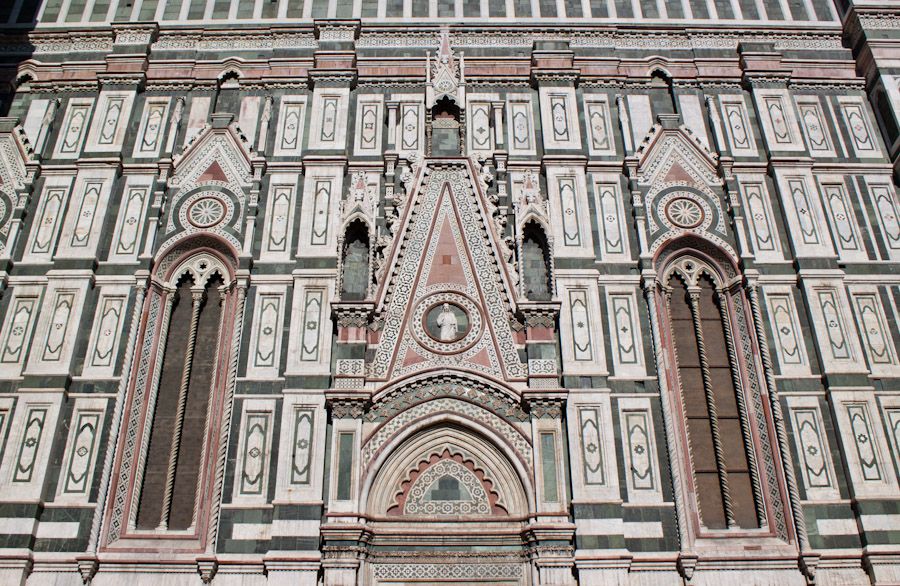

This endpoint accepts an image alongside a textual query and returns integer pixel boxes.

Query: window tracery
[659,252,764,531]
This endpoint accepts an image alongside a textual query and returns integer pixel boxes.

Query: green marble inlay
[541,432,559,503]
[336,432,354,501]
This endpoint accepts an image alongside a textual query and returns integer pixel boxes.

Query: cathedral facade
[0,0,899,584]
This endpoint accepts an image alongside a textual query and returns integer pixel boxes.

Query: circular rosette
[664,197,705,229]
[187,196,227,228]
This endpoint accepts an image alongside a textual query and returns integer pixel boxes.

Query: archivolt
[364,423,530,519]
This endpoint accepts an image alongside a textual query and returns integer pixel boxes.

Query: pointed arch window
[659,253,764,531]
[102,242,245,551]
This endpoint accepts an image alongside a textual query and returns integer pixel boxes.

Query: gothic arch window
[520,221,552,301]
[659,252,763,531]
[104,240,244,550]
[339,220,371,301]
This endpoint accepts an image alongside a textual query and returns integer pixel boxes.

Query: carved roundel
[187,195,227,228]
[411,292,482,354]
[664,197,704,229]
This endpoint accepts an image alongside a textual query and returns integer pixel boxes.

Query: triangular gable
[368,160,527,383]
[635,122,720,189]
[169,123,254,192]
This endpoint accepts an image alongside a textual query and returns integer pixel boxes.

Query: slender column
[206,281,248,550]
[158,288,204,530]
[687,287,736,528]
[164,96,185,155]
[615,95,634,154]
[191,287,227,532]
[386,101,399,147]
[643,281,690,550]
[747,283,811,553]
[715,289,766,527]
[36,98,60,154]
[491,101,505,146]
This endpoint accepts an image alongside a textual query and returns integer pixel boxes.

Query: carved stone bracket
[196,556,218,584]
[517,300,560,330]
[332,301,375,329]
[326,392,370,419]
[523,390,567,419]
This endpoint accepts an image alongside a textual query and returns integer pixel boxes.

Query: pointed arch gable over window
[101,236,246,552]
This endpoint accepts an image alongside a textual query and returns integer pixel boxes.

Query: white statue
[435,303,458,341]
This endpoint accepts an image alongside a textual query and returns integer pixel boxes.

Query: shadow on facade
[0,0,41,117]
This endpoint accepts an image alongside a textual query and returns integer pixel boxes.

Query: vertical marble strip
[238,410,273,498]
[584,95,615,156]
[30,186,68,257]
[868,182,900,255]
[310,180,331,246]
[578,407,605,485]
[817,288,850,361]
[41,291,75,362]
[60,407,105,498]
[766,292,807,371]
[300,289,323,362]
[820,181,864,259]
[568,288,593,361]
[507,97,536,155]
[469,102,492,153]
[851,290,897,370]
[53,99,93,159]
[400,102,420,152]
[253,294,282,368]
[882,406,900,478]
[111,184,150,259]
[846,403,882,482]
[335,432,355,500]
[69,181,102,248]
[133,98,170,158]
[557,176,581,247]
[262,182,296,260]
[98,96,124,145]
[273,97,307,156]
[796,98,834,156]
[792,408,832,490]
[787,177,820,245]
[719,96,757,156]
[540,432,560,503]
[606,289,645,377]
[739,180,779,258]
[594,180,627,258]
[12,406,47,483]
[838,98,881,157]
[0,294,39,369]
[86,294,127,372]
[290,407,314,485]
